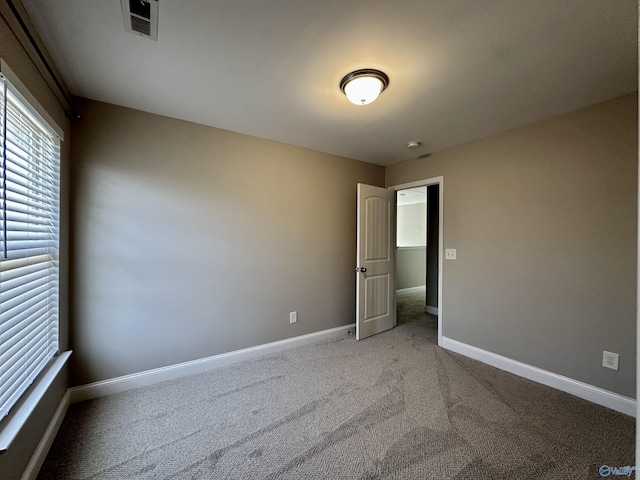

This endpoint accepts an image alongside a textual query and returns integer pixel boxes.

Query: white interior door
[356,183,395,340]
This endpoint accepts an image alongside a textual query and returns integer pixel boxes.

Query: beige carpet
[37,291,634,479]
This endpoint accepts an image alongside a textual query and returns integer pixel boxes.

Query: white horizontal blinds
[0,73,60,419]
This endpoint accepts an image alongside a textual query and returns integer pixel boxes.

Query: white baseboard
[396,286,426,294]
[425,305,438,315]
[20,390,69,480]
[441,337,636,417]
[69,324,356,403]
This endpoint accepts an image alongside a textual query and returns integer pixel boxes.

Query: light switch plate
[445,249,457,260]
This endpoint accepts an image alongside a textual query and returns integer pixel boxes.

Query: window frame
[0,61,69,454]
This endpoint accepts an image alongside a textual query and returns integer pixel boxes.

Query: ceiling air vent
[121,0,158,41]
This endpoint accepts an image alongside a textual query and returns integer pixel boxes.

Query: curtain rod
[5,0,80,120]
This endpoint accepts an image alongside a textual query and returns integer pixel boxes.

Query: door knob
[355,267,367,273]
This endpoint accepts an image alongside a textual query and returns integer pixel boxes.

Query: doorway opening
[393,177,443,346]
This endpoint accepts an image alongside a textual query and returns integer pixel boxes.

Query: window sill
[0,351,71,453]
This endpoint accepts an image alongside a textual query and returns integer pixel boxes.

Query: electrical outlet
[602,351,619,371]
[289,311,297,324]
[445,249,457,260]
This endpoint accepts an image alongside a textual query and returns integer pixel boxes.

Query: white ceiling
[23,0,637,166]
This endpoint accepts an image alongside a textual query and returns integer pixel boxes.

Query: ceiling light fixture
[339,69,389,105]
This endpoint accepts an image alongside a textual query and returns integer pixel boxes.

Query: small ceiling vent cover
[121,0,158,41]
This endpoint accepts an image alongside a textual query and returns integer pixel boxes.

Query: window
[0,73,60,420]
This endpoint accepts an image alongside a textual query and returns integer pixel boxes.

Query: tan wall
[387,94,637,397]
[70,98,385,385]
[396,248,426,290]
[0,9,71,480]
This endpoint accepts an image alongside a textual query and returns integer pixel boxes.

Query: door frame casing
[390,176,444,347]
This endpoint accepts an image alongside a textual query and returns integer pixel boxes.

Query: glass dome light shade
[340,69,389,106]
[344,76,383,105]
